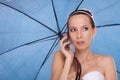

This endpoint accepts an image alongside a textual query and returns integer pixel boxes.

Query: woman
[51,9,117,80]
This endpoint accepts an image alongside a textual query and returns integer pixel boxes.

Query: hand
[60,35,74,63]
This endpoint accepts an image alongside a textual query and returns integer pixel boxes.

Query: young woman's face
[68,14,96,50]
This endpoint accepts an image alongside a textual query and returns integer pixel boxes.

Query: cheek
[85,32,94,42]
[69,33,76,42]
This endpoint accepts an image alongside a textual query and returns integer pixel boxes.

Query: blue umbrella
[0,0,120,80]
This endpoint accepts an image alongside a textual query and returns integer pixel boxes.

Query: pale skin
[51,14,117,80]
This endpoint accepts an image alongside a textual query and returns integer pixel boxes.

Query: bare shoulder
[92,54,116,69]
[96,54,114,66]
[93,54,113,64]
[53,50,65,62]
[99,55,116,70]
[97,54,117,79]
[52,50,65,67]
[95,55,116,71]
[51,50,65,80]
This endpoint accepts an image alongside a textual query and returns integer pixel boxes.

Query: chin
[75,46,86,50]
[75,44,90,50]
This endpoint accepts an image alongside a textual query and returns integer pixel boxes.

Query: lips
[76,41,85,45]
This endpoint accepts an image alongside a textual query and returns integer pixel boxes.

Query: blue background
[0,0,120,80]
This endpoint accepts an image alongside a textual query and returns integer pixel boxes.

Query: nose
[76,31,82,39]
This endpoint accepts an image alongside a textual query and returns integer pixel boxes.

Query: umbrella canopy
[0,0,120,80]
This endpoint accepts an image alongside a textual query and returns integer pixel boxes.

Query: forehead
[68,14,91,25]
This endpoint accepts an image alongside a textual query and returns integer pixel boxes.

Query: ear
[93,27,97,37]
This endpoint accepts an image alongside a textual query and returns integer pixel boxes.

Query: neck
[74,48,93,63]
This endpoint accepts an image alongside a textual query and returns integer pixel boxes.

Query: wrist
[65,58,73,65]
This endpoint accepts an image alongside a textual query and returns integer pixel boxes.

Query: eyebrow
[69,25,90,28]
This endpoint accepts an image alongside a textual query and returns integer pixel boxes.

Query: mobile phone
[63,38,70,50]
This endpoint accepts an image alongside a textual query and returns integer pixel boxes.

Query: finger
[62,41,70,49]
[69,42,72,51]
[61,35,68,43]
[60,35,68,46]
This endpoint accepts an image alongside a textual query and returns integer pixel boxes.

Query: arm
[104,56,117,80]
[51,51,73,80]
[51,51,64,80]
[59,35,74,80]
[51,35,74,80]
[59,57,73,80]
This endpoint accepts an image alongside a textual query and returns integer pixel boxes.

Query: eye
[70,28,76,32]
[83,26,89,31]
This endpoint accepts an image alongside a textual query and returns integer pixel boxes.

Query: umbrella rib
[0,35,58,55]
[34,38,59,80]
[61,0,84,33]
[75,0,84,11]
[117,70,120,74]
[0,2,57,34]
[51,0,61,32]
[61,23,67,34]
[97,23,120,28]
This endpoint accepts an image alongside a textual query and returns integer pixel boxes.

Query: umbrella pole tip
[58,32,63,40]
